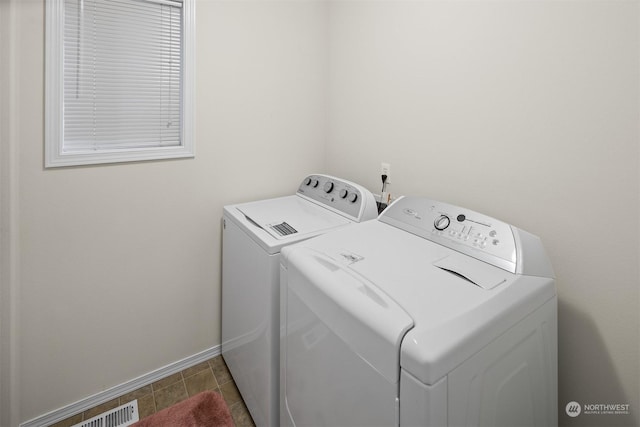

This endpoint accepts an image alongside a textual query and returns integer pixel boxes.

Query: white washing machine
[222,174,377,427]
[280,196,557,427]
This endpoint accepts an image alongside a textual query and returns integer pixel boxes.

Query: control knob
[339,189,348,199]
[434,215,450,231]
[311,179,319,188]
[324,182,334,193]
[304,177,312,186]
[348,193,358,203]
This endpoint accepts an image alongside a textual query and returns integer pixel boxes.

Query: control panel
[379,196,519,273]
[296,174,375,222]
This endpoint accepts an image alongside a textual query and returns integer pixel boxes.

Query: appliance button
[324,182,334,193]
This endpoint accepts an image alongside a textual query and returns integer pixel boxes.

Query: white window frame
[45,0,195,168]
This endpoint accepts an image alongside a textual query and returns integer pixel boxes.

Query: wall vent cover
[72,400,139,427]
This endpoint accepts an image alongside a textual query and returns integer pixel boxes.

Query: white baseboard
[20,345,221,427]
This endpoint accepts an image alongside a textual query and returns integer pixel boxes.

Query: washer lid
[432,253,508,290]
[339,225,554,385]
[237,196,352,240]
[285,246,414,384]
[281,219,555,386]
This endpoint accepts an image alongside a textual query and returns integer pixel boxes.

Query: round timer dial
[434,215,451,231]
[324,182,334,193]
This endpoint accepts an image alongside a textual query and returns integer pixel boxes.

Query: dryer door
[281,248,413,427]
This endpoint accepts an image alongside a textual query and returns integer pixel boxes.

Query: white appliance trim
[20,345,220,427]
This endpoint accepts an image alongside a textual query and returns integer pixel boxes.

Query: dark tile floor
[50,355,255,427]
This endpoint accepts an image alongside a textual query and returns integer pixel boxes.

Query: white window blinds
[46,0,194,167]
[64,0,182,151]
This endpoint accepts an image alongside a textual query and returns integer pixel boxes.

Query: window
[45,0,194,167]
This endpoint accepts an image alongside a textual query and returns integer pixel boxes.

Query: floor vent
[72,400,139,427]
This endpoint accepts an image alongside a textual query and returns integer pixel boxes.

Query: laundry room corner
[2,0,638,425]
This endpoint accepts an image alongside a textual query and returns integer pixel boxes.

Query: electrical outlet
[381,162,391,181]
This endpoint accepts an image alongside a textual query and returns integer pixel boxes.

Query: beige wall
[326,1,639,426]
[2,0,639,425]
[4,0,327,423]
[1,0,21,426]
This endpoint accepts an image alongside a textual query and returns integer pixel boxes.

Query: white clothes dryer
[222,174,377,427]
[280,196,557,427]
